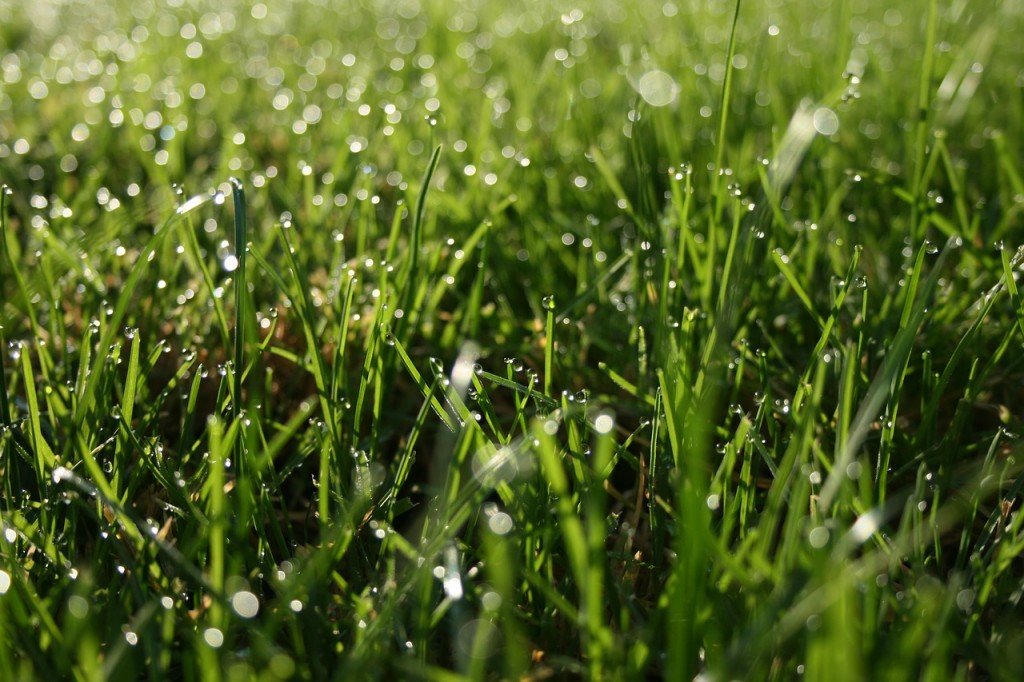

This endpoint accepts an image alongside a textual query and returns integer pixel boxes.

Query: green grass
[2,0,1024,678]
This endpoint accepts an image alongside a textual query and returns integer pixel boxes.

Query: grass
[1,0,1024,678]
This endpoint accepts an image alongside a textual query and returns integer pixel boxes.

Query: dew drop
[231,590,260,618]
[203,627,224,648]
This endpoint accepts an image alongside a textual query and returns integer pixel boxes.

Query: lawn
[2,0,1023,679]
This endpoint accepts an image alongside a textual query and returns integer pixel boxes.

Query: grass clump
[2,0,1024,679]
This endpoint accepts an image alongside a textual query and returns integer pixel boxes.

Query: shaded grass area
[2,0,1024,678]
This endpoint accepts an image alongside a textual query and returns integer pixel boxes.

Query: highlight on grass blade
[176,191,213,215]
[766,100,818,199]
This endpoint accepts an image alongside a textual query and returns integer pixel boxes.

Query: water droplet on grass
[481,591,502,611]
[594,413,614,434]
[231,590,260,618]
[808,526,830,548]
[67,594,88,616]
[812,107,839,135]
[203,627,224,648]
[636,70,679,107]
[487,512,513,535]
[956,588,975,611]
